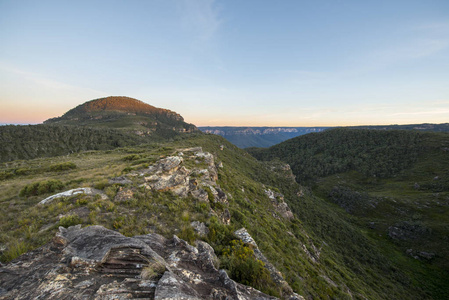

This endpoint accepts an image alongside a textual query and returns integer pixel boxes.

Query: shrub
[0,171,14,180]
[48,162,77,172]
[19,179,64,197]
[93,179,109,190]
[122,154,141,161]
[59,215,82,228]
[195,202,209,214]
[1,240,31,262]
[76,197,89,206]
[222,240,278,296]
[15,168,30,175]
[141,260,166,280]
[178,225,197,244]
[113,216,126,229]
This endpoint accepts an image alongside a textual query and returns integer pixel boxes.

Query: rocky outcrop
[137,147,230,214]
[388,221,431,241]
[109,176,133,185]
[0,225,276,299]
[264,189,294,220]
[234,228,304,300]
[190,221,209,237]
[406,248,436,260]
[114,188,135,202]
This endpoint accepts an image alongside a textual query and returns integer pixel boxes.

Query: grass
[141,260,166,280]
[0,133,447,299]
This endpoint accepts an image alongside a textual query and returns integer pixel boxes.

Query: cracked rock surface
[0,225,277,300]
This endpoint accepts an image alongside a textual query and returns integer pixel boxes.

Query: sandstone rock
[154,271,201,300]
[234,228,304,300]
[0,226,277,299]
[388,221,431,241]
[135,148,229,209]
[191,188,209,202]
[264,189,294,220]
[208,186,228,203]
[190,221,209,237]
[221,209,231,225]
[406,249,436,260]
[150,156,183,174]
[418,251,435,260]
[302,242,321,264]
[275,202,294,220]
[38,188,108,205]
[109,176,133,185]
[114,188,135,202]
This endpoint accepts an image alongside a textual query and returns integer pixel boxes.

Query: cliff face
[199,127,328,148]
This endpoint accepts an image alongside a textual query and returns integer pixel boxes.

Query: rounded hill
[54,96,183,120]
[44,96,198,137]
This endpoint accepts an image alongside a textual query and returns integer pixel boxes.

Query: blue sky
[1,0,448,126]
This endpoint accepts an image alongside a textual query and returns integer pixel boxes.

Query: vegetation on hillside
[248,128,449,299]
[2,132,447,298]
[248,128,426,182]
[0,124,146,162]
[56,96,181,118]
[351,123,449,132]
[200,123,449,149]
[45,96,198,134]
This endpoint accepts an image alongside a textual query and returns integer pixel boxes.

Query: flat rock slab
[38,188,108,205]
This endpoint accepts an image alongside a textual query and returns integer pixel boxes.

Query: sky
[1,0,448,126]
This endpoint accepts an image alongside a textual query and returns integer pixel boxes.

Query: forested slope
[0,125,146,162]
[248,128,427,182]
[248,128,449,298]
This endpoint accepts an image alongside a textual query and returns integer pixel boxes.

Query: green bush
[178,225,197,244]
[222,240,278,296]
[19,179,64,197]
[122,154,141,161]
[59,215,82,228]
[0,240,31,262]
[15,168,30,175]
[0,171,14,180]
[113,215,126,229]
[48,162,77,172]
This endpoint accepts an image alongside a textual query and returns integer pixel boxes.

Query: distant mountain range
[200,123,449,148]
[199,126,329,148]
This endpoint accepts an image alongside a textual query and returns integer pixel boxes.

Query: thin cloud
[0,62,105,95]
[179,0,222,40]
[370,22,449,65]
